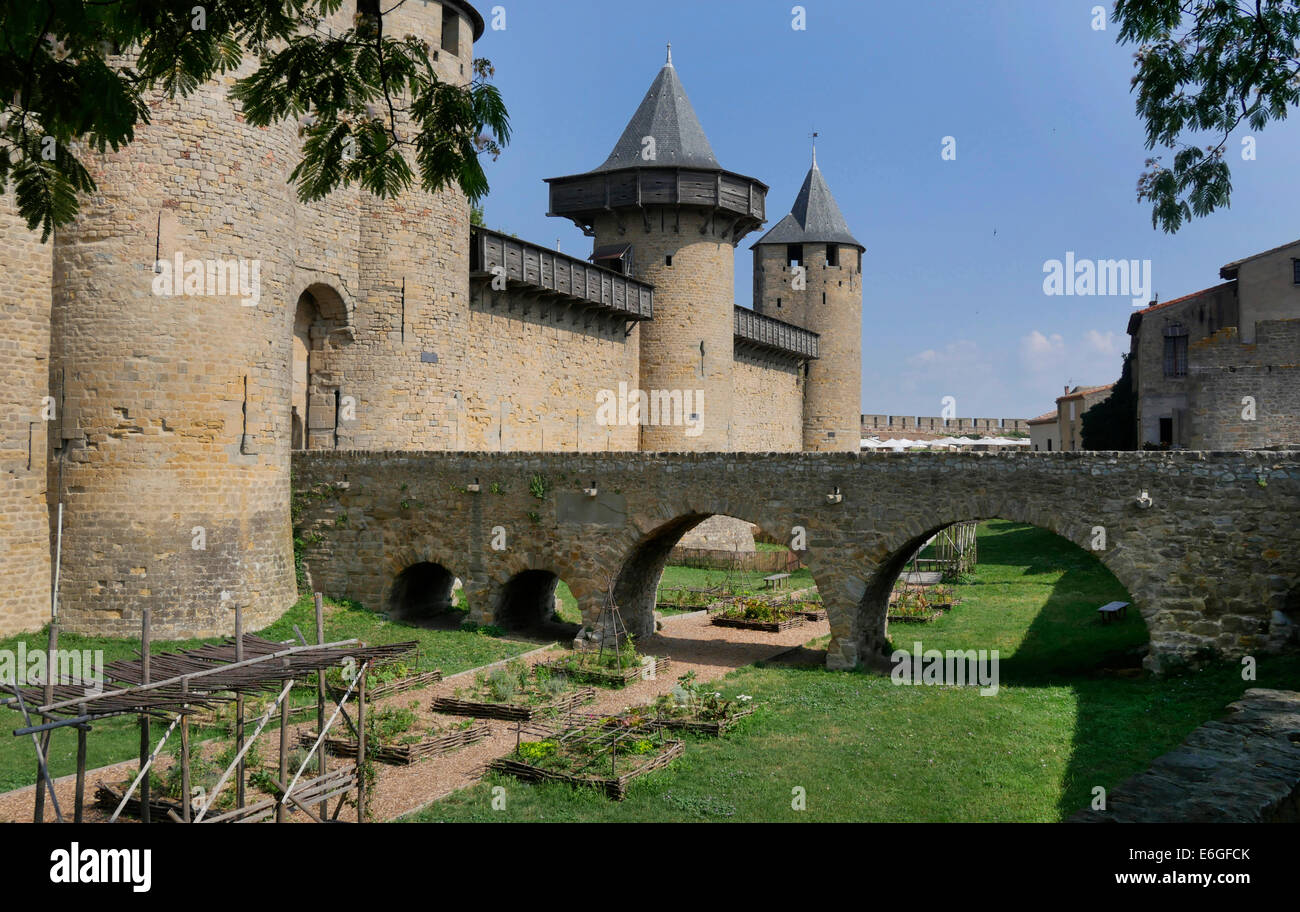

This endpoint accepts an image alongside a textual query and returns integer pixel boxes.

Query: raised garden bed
[786,605,827,621]
[710,596,807,632]
[327,668,443,702]
[489,725,683,800]
[298,719,490,766]
[710,613,806,632]
[537,653,670,688]
[431,689,594,721]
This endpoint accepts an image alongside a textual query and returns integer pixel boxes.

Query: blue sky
[472,0,1300,419]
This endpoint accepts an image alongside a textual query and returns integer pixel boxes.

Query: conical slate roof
[755,153,862,249]
[594,47,720,172]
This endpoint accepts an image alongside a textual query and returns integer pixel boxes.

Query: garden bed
[489,725,684,800]
[431,689,594,721]
[537,654,670,688]
[327,668,443,702]
[297,719,490,766]
[431,659,596,721]
[709,596,807,632]
[710,613,806,632]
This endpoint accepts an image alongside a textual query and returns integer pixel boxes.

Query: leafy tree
[0,0,509,240]
[1081,354,1138,450]
[1115,0,1300,232]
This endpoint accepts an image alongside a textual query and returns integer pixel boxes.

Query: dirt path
[0,611,828,823]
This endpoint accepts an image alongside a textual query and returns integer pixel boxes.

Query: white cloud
[1019,330,1065,374]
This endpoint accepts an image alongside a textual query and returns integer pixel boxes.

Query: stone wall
[0,193,53,635]
[730,351,803,451]
[462,286,641,451]
[1071,688,1300,822]
[1187,320,1300,449]
[293,449,1300,674]
[1130,282,1238,447]
[1234,239,1300,343]
[677,515,756,552]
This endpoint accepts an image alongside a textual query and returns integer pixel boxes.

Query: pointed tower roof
[755,154,862,250]
[546,49,768,242]
[594,45,719,171]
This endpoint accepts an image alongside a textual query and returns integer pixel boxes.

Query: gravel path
[0,611,828,823]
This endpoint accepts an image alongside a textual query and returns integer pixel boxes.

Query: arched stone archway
[291,284,350,451]
[850,511,1153,672]
[496,569,563,631]
[609,510,808,640]
[388,561,460,621]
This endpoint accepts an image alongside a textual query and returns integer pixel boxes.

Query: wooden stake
[356,666,367,824]
[314,592,327,821]
[234,603,245,811]
[74,703,87,824]
[180,680,191,823]
[277,683,289,824]
[139,608,151,824]
[34,619,57,823]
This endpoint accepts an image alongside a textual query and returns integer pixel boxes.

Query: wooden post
[234,603,245,810]
[276,684,289,824]
[180,680,191,823]
[34,619,57,823]
[356,665,366,824]
[314,593,328,821]
[74,703,87,824]
[139,608,151,824]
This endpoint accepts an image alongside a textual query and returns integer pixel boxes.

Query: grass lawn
[408,520,1299,822]
[0,594,535,793]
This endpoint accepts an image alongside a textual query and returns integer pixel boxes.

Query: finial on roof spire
[666,43,673,66]
[811,130,820,168]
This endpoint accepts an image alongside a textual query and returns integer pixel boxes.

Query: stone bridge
[292,450,1300,672]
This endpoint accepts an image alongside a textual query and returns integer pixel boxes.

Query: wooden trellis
[5,592,414,824]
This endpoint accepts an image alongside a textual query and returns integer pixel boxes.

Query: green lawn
[408,521,1299,822]
[0,594,534,793]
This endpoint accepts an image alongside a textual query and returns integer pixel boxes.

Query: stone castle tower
[6,1,485,639]
[753,149,865,451]
[1,15,867,640]
[547,47,769,450]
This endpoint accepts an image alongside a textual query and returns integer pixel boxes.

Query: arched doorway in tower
[291,284,349,450]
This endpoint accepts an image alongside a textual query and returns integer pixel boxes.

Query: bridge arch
[388,560,460,622]
[610,507,813,640]
[851,508,1152,671]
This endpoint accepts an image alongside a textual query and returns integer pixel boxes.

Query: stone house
[1127,239,1300,448]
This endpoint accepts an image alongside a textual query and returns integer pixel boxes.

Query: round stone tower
[752,151,863,452]
[46,1,484,638]
[546,48,767,451]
